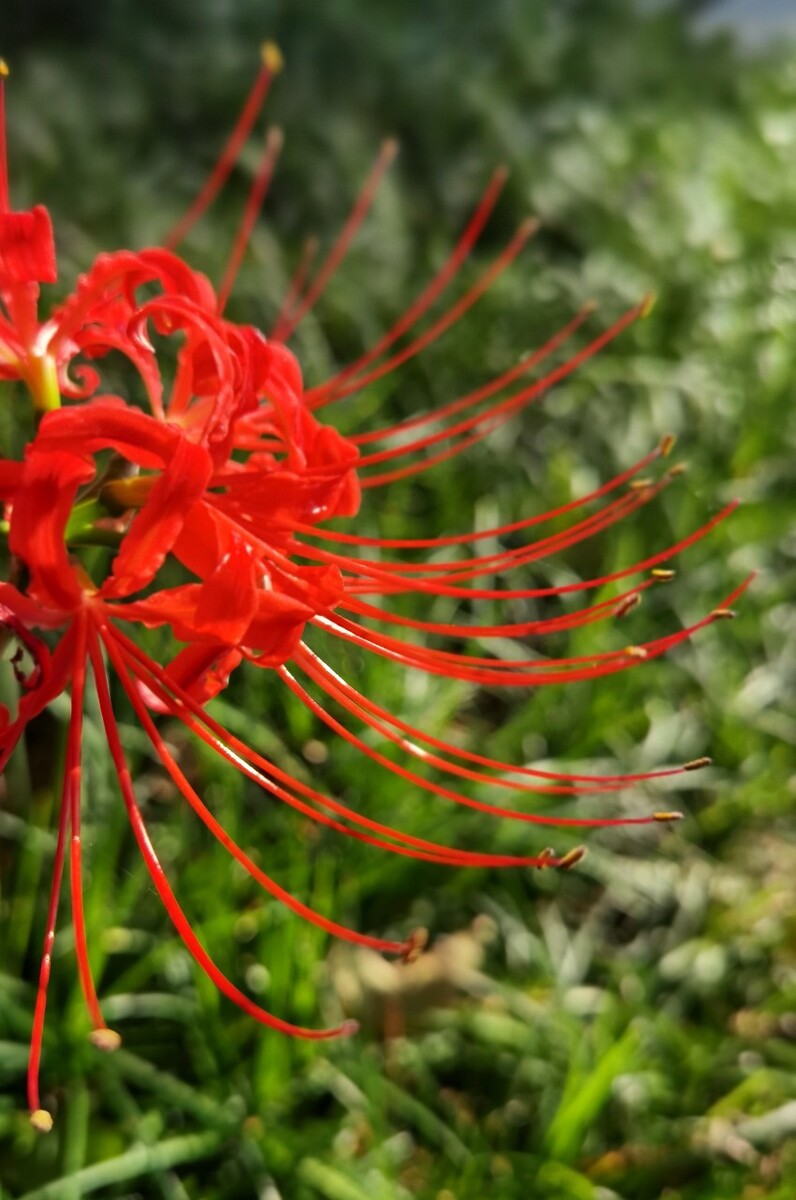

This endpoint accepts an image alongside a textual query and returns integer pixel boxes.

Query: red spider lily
[0,52,750,1133]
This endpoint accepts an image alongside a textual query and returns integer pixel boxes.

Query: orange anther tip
[381,137,400,162]
[30,1109,53,1133]
[653,810,684,823]
[267,126,285,150]
[684,756,712,771]
[402,926,429,963]
[90,1027,122,1052]
[624,645,648,659]
[629,478,653,491]
[711,607,736,620]
[667,462,687,477]
[557,845,587,870]
[519,216,541,237]
[0,60,9,78]
[652,568,675,581]
[659,433,676,458]
[260,41,284,74]
[583,299,598,314]
[615,593,641,618]
[640,293,657,318]
[536,846,556,867]
[340,1019,360,1036]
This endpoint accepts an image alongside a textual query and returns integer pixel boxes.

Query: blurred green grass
[0,1,794,1197]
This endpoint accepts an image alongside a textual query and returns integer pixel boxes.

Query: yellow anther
[90,1027,122,1052]
[711,607,736,620]
[536,847,556,868]
[624,645,648,659]
[629,478,653,491]
[666,462,688,478]
[381,136,400,164]
[615,593,641,618]
[101,474,156,511]
[653,810,684,823]
[684,756,712,771]
[659,433,676,458]
[640,293,657,319]
[519,216,541,239]
[260,41,284,74]
[0,60,9,78]
[557,845,587,870]
[651,568,675,581]
[402,927,429,964]
[30,1109,54,1134]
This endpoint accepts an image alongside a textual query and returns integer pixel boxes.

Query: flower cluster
[0,50,748,1131]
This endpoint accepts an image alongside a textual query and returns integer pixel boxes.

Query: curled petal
[9,449,94,609]
[103,437,213,599]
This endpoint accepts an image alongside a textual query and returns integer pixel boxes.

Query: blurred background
[0,1,794,1197]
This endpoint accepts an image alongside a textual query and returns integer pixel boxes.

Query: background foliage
[0,1,794,1197]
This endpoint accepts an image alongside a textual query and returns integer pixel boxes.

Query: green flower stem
[27,355,60,415]
[64,499,124,549]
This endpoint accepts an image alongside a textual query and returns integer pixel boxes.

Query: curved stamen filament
[281,443,664,549]
[272,236,319,332]
[67,615,113,1041]
[279,659,676,823]
[348,302,593,447]
[27,619,88,1128]
[315,573,753,687]
[293,642,709,788]
[109,625,566,867]
[102,626,406,956]
[164,44,282,250]
[355,299,647,479]
[0,61,10,214]
[217,126,284,314]
[87,622,358,1040]
[307,217,540,412]
[285,499,740,603]
[272,138,399,341]
[307,166,508,406]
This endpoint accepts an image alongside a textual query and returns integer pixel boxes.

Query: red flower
[0,53,751,1132]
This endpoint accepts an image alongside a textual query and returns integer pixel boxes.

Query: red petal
[103,436,213,599]
[193,536,259,644]
[0,206,57,285]
[144,643,243,710]
[9,449,93,610]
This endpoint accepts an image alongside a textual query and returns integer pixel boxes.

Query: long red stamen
[102,628,405,955]
[279,660,673,825]
[272,235,319,332]
[216,126,283,314]
[355,299,646,478]
[307,166,508,405]
[315,574,754,688]
[282,443,663,549]
[349,302,593,446]
[27,620,86,1132]
[164,43,283,250]
[285,498,740,604]
[332,485,659,588]
[67,615,117,1051]
[87,624,359,1039]
[109,626,563,869]
[294,642,708,788]
[271,138,399,341]
[0,61,10,214]
[306,217,540,411]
